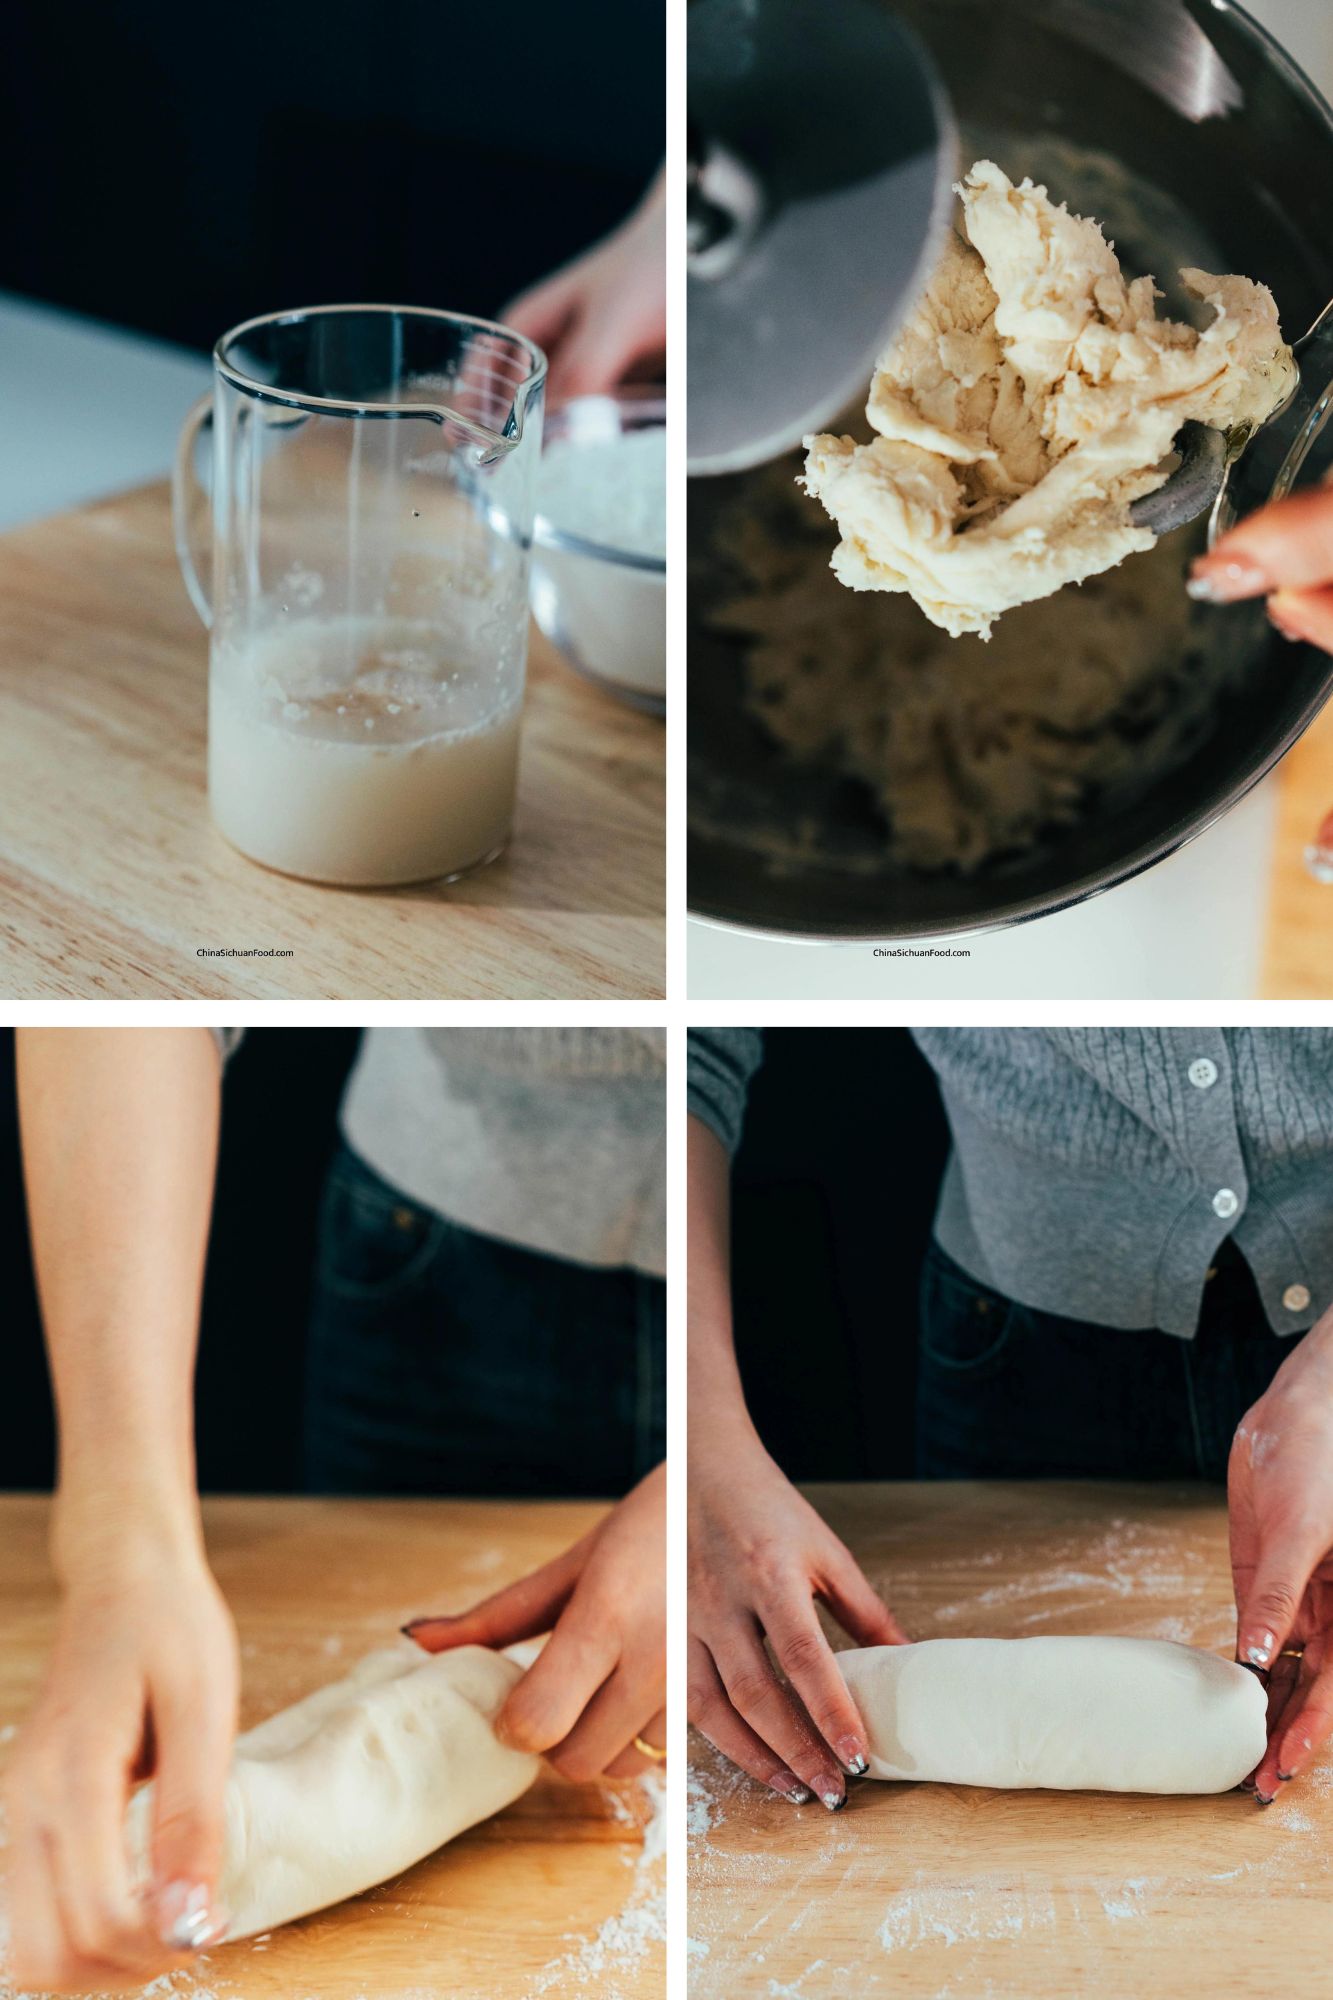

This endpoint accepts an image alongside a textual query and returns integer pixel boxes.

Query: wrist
[688,1400,766,1475]
[51,1477,205,1591]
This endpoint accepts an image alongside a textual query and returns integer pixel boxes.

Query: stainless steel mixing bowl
[688,0,1333,942]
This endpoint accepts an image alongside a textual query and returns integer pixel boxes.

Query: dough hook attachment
[1131,301,1333,539]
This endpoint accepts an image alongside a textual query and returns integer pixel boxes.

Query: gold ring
[1280,1647,1305,1659]
[632,1734,668,1762]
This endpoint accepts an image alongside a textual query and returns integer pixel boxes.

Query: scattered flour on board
[521,1771,666,1999]
[688,1517,1333,1999]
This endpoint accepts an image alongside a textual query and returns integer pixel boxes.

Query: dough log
[128,1644,539,1939]
[838,1637,1267,1794]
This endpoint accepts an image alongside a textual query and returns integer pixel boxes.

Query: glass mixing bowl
[532,390,667,715]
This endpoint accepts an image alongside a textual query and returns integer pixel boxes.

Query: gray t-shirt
[687,1026,1333,1340]
[218,1027,665,1277]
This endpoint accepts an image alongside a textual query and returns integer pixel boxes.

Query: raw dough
[838,1637,1267,1793]
[711,448,1253,873]
[127,1644,539,1940]
[803,160,1296,638]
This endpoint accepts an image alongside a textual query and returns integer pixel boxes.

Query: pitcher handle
[172,392,214,628]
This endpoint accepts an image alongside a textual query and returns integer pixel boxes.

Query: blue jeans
[915,1238,1288,1482]
[305,1144,665,1498]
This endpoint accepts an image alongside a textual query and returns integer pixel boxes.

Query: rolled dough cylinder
[838,1637,1267,1794]
[127,1644,539,1939]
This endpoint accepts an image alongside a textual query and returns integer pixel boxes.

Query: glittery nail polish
[1186,557,1270,604]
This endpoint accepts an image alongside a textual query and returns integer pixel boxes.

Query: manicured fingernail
[156,1881,227,1951]
[768,1767,811,1803]
[1305,842,1333,884]
[1186,556,1270,603]
[1277,1770,1295,1783]
[1246,1635,1275,1667]
[836,1736,868,1775]
[817,1780,846,1811]
[1255,1791,1275,1808]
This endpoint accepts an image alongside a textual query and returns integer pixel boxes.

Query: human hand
[1188,486,1333,651]
[405,1462,665,1780]
[1189,487,1333,876]
[502,168,665,402]
[1229,1312,1333,1803]
[5,1540,238,1992]
[688,1424,905,1809]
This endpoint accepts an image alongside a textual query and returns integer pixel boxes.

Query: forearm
[17,1028,222,1580]
[687,1114,759,1459]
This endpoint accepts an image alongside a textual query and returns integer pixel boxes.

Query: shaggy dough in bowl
[803,161,1295,638]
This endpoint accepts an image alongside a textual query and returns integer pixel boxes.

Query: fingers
[545,1656,662,1782]
[1190,486,1333,601]
[47,1755,159,1972]
[1307,804,1333,882]
[1245,1648,1301,1800]
[1234,1528,1321,1669]
[709,1622,847,1809]
[1267,584,1333,653]
[549,299,665,402]
[404,1539,588,1655]
[759,1595,871,1776]
[147,1660,236,1949]
[493,1591,621,1755]
[549,312,637,401]
[6,1799,75,1990]
[686,1640,811,1802]
[7,1735,182,1992]
[500,267,579,347]
[1271,1656,1333,1793]
[604,1707,668,1779]
[817,1547,908,1651]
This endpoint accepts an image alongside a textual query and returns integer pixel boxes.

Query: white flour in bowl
[538,427,666,560]
[534,423,667,701]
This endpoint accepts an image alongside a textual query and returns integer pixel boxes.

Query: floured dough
[127,1645,539,1940]
[838,1637,1267,1793]
[803,160,1296,638]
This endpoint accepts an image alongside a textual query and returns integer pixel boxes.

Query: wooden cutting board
[689,1481,1333,1999]
[0,1495,665,2000]
[0,486,664,999]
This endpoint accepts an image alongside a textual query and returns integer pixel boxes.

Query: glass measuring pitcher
[173,305,546,886]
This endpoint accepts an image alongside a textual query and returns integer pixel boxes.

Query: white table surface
[0,289,209,534]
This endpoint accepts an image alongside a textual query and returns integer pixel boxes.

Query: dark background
[1,1027,950,1493]
[0,1,665,351]
[728,1029,950,1482]
[0,1029,361,1494]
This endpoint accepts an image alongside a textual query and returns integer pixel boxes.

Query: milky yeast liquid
[208,617,521,886]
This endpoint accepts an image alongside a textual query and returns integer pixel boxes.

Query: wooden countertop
[0,1495,664,2000]
[688,1481,1332,2000]
[1264,692,1333,997]
[0,486,664,999]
